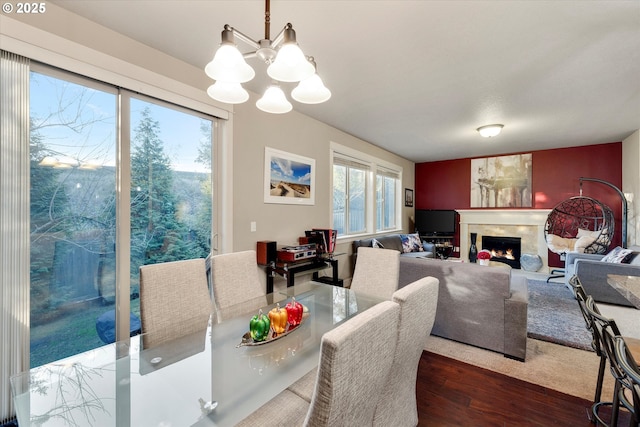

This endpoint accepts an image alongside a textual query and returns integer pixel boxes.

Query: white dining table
[11,282,383,427]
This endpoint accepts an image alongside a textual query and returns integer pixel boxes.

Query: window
[376,168,399,231]
[332,144,402,237]
[28,67,216,367]
[333,157,368,235]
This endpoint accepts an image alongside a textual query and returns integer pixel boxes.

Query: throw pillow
[577,228,600,238]
[400,233,424,253]
[371,238,384,249]
[578,227,609,245]
[626,252,640,265]
[573,235,596,253]
[601,246,634,263]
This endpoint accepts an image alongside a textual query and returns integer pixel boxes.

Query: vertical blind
[0,50,30,422]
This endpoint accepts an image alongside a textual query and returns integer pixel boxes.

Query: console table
[266,254,344,293]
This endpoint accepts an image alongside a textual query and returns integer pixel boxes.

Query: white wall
[623,130,640,246]
[232,97,414,253]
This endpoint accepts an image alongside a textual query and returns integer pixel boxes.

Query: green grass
[31,298,141,367]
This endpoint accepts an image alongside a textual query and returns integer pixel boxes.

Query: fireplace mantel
[457,209,552,271]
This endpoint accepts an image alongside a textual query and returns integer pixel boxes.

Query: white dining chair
[350,246,400,300]
[139,258,213,349]
[373,276,439,426]
[210,250,265,310]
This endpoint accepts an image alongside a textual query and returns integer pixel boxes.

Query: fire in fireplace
[481,236,522,269]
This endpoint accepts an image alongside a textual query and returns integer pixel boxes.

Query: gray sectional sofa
[398,257,528,361]
[565,245,640,307]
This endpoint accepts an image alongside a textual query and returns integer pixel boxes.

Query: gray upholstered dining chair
[139,258,213,349]
[373,276,439,427]
[350,246,400,300]
[210,250,265,310]
[303,300,400,426]
[238,300,401,427]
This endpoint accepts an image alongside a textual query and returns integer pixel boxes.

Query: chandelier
[205,0,331,114]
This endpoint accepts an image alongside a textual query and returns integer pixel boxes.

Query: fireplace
[482,235,522,269]
[457,209,551,271]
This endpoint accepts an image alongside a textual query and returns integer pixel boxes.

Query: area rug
[526,279,593,351]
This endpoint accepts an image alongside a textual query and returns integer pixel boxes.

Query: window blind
[0,50,30,423]
[333,153,371,171]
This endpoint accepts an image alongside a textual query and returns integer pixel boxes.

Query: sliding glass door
[127,96,213,315]
[29,66,216,367]
[29,69,117,367]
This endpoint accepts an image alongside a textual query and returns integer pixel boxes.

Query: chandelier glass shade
[206,81,250,104]
[256,85,292,114]
[205,0,330,113]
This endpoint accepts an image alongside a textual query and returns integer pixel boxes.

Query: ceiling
[50,0,640,163]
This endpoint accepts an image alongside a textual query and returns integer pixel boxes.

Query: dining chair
[238,300,401,427]
[210,250,265,310]
[350,246,400,300]
[373,276,439,427]
[585,295,629,426]
[289,268,416,404]
[304,300,400,426]
[615,336,640,427]
[569,275,608,414]
[139,258,213,349]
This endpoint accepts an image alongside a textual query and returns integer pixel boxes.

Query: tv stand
[420,234,454,244]
[420,234,458,258]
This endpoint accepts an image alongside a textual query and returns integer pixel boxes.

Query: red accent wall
[415,143,623,265]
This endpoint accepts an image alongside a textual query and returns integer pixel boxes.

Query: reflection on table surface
[607,274,640,310]
[11,283,382,427]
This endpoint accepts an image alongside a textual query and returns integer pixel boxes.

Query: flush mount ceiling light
[477,124,504,138]
[205,0,331,114]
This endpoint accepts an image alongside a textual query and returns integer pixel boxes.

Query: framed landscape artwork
[264,147,315,205]
[470,153,532,208]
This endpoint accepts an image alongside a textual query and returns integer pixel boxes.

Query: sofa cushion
[401,251,431,258]
[601,246,634,263]
[546,233,577,253]
[400,233,423,253]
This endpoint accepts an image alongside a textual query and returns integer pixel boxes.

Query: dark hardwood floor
[416,351,629,427]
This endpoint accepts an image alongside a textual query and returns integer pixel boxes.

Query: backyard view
[30,70,214,367]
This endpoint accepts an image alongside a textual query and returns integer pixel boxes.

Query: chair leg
[611,381,621,427]
[592,380,622,427]
[590,356,607,423]
[546,269,565,283]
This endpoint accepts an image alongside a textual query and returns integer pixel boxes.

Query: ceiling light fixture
[477,124,504,138]
[204,0,331,114]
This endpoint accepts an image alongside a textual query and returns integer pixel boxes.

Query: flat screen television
[415,209,457,236]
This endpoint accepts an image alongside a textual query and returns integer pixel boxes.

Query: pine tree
[130,107,198,268]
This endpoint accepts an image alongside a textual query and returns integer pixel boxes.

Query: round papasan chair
[544,196,614,256]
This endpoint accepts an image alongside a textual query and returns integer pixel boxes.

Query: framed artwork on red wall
[470,153,532,208]
[405,188,413,207]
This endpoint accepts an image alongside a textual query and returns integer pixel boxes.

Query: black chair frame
[585,296,627,427]
[615,337,640,427]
